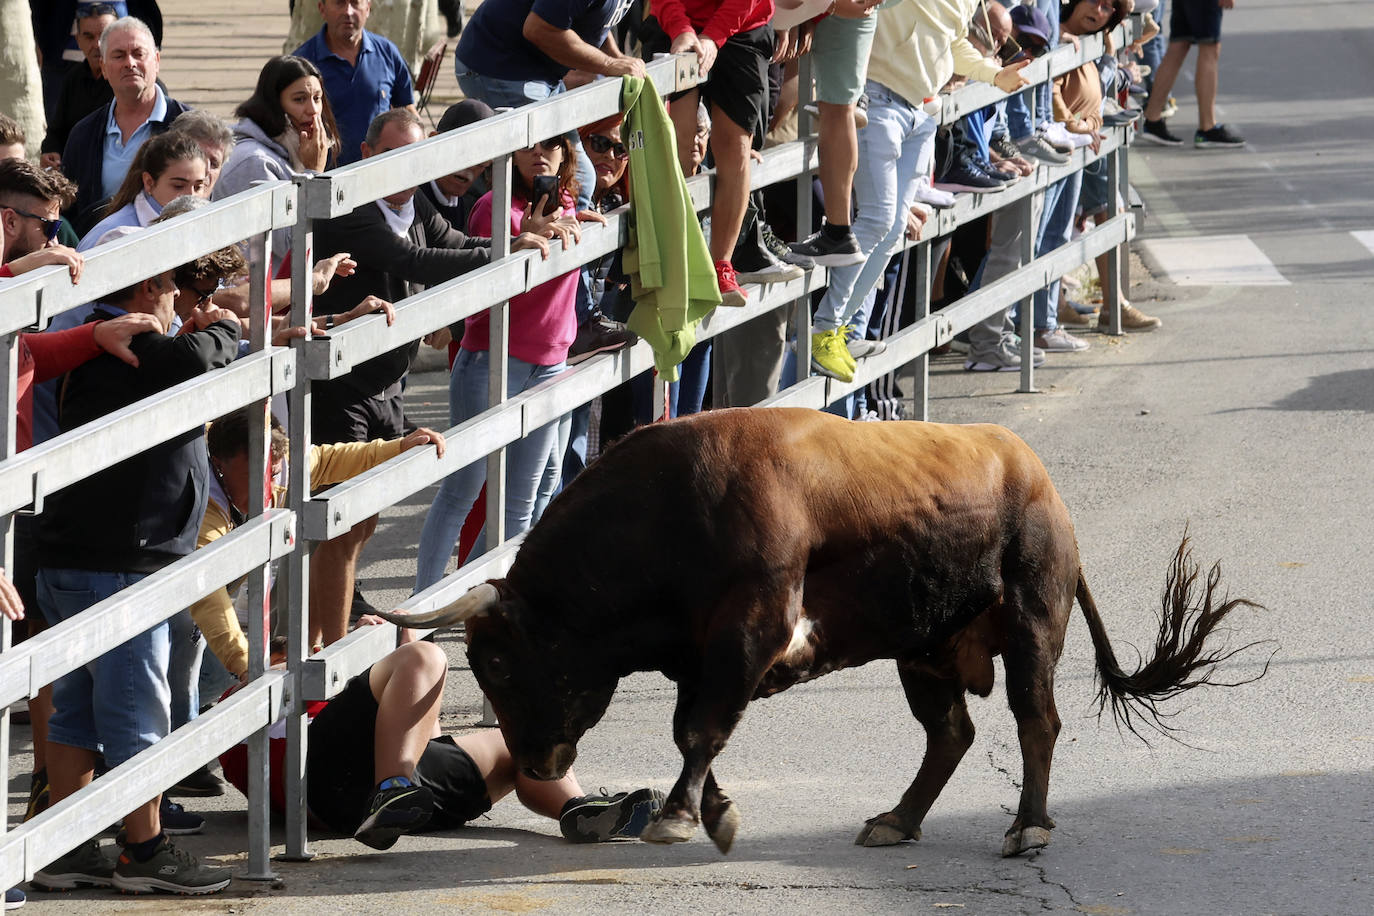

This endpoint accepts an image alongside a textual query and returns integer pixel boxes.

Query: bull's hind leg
[999,607,1066,857]
[857,664,974,847]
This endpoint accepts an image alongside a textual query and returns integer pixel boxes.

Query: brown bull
[382,408,1265,856]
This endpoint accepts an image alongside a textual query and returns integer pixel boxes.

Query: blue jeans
[1141,0,1168,85]
[454,56,596,213]
[670,342,712,417]
[38,568,169,767]
[814,81,936,335]
[167,609,203,729]
[1027,171,1085,331]
[414,349,568,591]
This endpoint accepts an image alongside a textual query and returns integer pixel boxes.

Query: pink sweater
[461,192,579,366]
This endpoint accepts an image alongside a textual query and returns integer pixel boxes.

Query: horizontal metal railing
[1,16,1143,882]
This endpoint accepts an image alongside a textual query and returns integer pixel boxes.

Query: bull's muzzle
[520,742,577,781]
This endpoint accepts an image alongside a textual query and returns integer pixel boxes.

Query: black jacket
[32,1,164,64]
[38,309,240,574]
[312,191,491,397]
[62,94,191,236]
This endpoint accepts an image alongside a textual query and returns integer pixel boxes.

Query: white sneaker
[1034,328,1090,352]
[912,177,956,209]
[1041,122,1077,150]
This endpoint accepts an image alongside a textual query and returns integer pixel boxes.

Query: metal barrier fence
[1,20,1137,884]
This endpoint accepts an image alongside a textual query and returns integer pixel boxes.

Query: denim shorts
[1079,158,1111,216]
[37,567,171,767]
[1170,0,1223,43]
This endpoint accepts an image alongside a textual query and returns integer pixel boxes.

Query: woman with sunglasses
[77,131,208,251]
[414,133,589,591]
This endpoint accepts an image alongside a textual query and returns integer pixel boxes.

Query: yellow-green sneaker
[811,330,855,382]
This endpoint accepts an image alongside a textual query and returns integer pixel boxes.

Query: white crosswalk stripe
[1139,234,1289,286]
[1351,231,1374,258]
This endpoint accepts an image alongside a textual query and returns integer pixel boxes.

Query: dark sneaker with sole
[560,788,666,843]
[732,237,804,284]
[789,228,864,267]
[111,839,231,896]
[933,155,1008,194]
[168,764,226,798]
[159,797,204,835]
[1138,118,1183,146]
[5,886,25,909]
[1195,123,1245,148]
[761,223,814,270]
[353,782,434,850]
[23,769,48,822]
[30,840,117,891]
[568,313,637,365]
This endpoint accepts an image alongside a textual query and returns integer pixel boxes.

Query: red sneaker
[714,260,747,307]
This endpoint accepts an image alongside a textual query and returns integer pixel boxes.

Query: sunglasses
[585,133,628,161]
[522,138,564,154]
[9,208,62,243]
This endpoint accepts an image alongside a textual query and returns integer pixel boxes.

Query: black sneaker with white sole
[159,797,204,835]
[789,228,864,267]
[111,839,231,896]
[560,788,666,843]
[732,236,805,284]
[1138,118,1183,146]
[761,223,815,270]
[353,782,434,850]
[1194,123,1245,148]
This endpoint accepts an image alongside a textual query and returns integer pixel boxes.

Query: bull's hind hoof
[703,800,740,855]
[1001,826,1052,857]
[855,815,919,847]
[640,813,698,845]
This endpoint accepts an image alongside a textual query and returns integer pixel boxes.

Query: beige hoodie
[867,0,1004,108]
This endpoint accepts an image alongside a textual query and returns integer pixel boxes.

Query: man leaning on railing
[28,243,245,897]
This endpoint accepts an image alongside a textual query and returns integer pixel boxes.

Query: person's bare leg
[369,641,447,782]
[817,101,857,226]
[1144,41,1192,121]
[669,88,701,176]
[708,113,753,263]
[28,684,53,772]
[48,741,159,842]
[452,728,583,819]
[309,515,378,647]
[1194,42,1221,131]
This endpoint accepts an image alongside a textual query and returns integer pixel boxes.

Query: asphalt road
[9,0,1374,912]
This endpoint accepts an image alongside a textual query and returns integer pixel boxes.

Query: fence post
[242,229,278,881]
[0,328,15,845]
[792,53,815,389]
[910,241,932,420]
[1017,190,1038,394]
[282,183,315,861]
[1102,144,1124,335]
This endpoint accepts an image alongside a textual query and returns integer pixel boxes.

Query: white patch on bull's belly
[783,617,814,661]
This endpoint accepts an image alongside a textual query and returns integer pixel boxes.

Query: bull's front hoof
[703,800,740,855]
[1000,826,1052,857]
[640,813,698,845]
[855,814,920,847]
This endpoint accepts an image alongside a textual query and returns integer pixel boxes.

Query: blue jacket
[62,95,191,235]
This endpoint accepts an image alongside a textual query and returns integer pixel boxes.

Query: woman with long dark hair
[214,55,342,264]
[78,131,207,250]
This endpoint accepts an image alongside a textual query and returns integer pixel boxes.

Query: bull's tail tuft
[1075,534,1274,742]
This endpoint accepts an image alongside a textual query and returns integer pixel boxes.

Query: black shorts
[1170,0,1223,44]
[639,17,775,148]
[310,378,407,447]
[305,667,493,836]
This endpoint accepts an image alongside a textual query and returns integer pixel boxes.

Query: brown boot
[1057,299,1091,328]
[1117,302,1161,331]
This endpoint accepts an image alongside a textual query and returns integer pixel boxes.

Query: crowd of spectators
[0,0,1243,903]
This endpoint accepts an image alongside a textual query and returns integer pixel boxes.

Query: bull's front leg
[642,583,798,854]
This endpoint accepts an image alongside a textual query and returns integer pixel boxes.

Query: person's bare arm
[523,13,646,78]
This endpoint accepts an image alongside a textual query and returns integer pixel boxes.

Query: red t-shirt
[650,0,774,46]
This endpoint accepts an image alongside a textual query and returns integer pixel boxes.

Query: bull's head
[374,582,618,781]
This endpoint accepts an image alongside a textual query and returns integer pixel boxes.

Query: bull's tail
[1075,535,1272,740]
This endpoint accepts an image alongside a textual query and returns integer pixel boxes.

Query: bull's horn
[374,583,500,629]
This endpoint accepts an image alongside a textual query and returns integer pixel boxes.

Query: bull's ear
[373,583,500,630]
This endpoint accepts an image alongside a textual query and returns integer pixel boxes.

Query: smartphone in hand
[531,175,560,216]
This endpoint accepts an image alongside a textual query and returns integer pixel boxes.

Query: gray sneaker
[31,840,117,891]
[964,342,1046,372]
[1015,134,1070,165]
[846,337,887,360]
[111,838,231,896]
[1034,328,1090,352]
